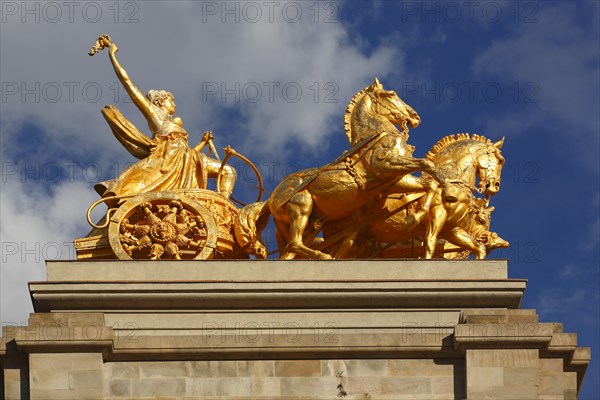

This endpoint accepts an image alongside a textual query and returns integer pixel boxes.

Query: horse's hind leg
[444,227,487,259]
[424,205,447,259]
[274,219,294,259]
[282,192,332,260]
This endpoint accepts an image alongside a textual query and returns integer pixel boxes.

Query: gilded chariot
[76,175,264,261]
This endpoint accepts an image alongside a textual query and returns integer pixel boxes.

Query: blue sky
[1,1,598,397]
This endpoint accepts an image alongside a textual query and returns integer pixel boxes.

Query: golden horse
[236,78,443,260]
[324,134,505,259]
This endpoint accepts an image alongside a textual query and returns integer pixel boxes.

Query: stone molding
[0,260,591,399]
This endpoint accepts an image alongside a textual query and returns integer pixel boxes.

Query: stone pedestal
[1,260,590,399]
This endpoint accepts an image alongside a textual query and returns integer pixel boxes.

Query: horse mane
[344,86,370,142]
[425,133,494,160]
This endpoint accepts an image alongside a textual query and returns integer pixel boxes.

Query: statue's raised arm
[88,34,237,202]
[90,35,159,130]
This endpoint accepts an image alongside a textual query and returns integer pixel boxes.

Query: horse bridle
[369,91,410,137]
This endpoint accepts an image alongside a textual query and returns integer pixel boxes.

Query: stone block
[341,376,381,396]
[430,375,465,396]
[138,360,191,378]
[250,377,282,396]
[275,360,321,377]
[561,371,577,390]
[29,353,102,400]
[191,360,238,377]
[467,349,539,368]
[3,367,22,381]
[467,366,504,390]
[379,376,432,394]
[280,377,340,396]
[388,359,461,377]
[237,360,274,377]
[539,375,565,395]
[186,377,218,397]
[131,378,186,397]
[321,359,347,377]
[105,379,131,398]
[563,388,577,400]
[105,362,140,379]
[345,360,388,377]
[503,367,539,387]
[539,357,564,375]
[30,367,70,391]
[30,388,102,400]
[539,372,578,396]
[321,359,388,377]
[69,370,103,390]
[215,377,252,396]
[469,385,539,400]
[2,357,28,400]
[30,352,102,373]
[4,381,22,400]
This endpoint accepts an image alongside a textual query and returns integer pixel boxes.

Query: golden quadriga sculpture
[75,35,508,261]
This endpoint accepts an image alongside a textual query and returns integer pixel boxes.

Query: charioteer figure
[77,35,266,261]
[89,35,237,200]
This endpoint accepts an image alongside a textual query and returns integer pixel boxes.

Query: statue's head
[147,90,175,115]
[368,77,420,129]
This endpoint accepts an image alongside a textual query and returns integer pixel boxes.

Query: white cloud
[0,177,97,324]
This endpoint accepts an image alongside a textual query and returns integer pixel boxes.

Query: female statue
[89,35,236,200]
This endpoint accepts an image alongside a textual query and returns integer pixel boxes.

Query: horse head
[469,198,494,230]
[475,137,505,198]
[345,78,420,145]
[469,198,509,252]
[234,201,270,259]
[367,77,420,131]
[426,134,505,197]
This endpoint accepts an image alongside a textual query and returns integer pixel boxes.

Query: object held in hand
[88,34,112,56]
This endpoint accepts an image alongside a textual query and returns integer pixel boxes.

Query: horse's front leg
[424,205,447,258]
[371,146,428,176]
[443,227,487,259]
[370,138,445,184]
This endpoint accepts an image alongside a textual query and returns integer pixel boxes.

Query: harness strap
[271,131,391,212]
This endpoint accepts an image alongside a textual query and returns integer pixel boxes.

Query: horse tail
[234,201,271,259]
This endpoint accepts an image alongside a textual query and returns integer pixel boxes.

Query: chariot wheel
[108,191,218,260]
